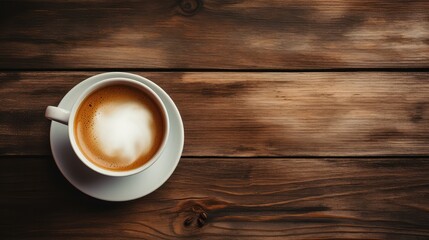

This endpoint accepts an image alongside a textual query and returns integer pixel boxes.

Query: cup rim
[68,77,170,177]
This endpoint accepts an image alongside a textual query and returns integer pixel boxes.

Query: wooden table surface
[1,1,428,239]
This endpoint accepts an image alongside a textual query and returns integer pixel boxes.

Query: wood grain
[0,0,428,69]
[1,71,429,157]
[1,157,428,239]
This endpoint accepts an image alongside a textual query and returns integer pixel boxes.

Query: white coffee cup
[45,77,170,177]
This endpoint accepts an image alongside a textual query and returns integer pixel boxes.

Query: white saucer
[50,72,184,201]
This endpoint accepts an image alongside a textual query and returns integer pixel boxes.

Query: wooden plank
[1,71,429,157]
[0,0,428,69]
[1,157,428,239]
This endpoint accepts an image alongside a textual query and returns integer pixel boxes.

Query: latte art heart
[93,102,154,165]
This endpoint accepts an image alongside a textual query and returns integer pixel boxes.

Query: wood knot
[179,0,202,16]
[183,205,208,228]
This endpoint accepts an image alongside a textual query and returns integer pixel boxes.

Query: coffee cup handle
[45,106,70,125]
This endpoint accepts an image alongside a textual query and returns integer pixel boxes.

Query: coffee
[74,84,165,172]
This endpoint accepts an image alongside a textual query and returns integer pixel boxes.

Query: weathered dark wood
[1,1,427,239]
[1,157,428,239]
[0,0,428,69]
[1,71,429,156]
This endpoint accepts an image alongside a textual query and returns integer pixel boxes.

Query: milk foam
[92,101,154,165]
